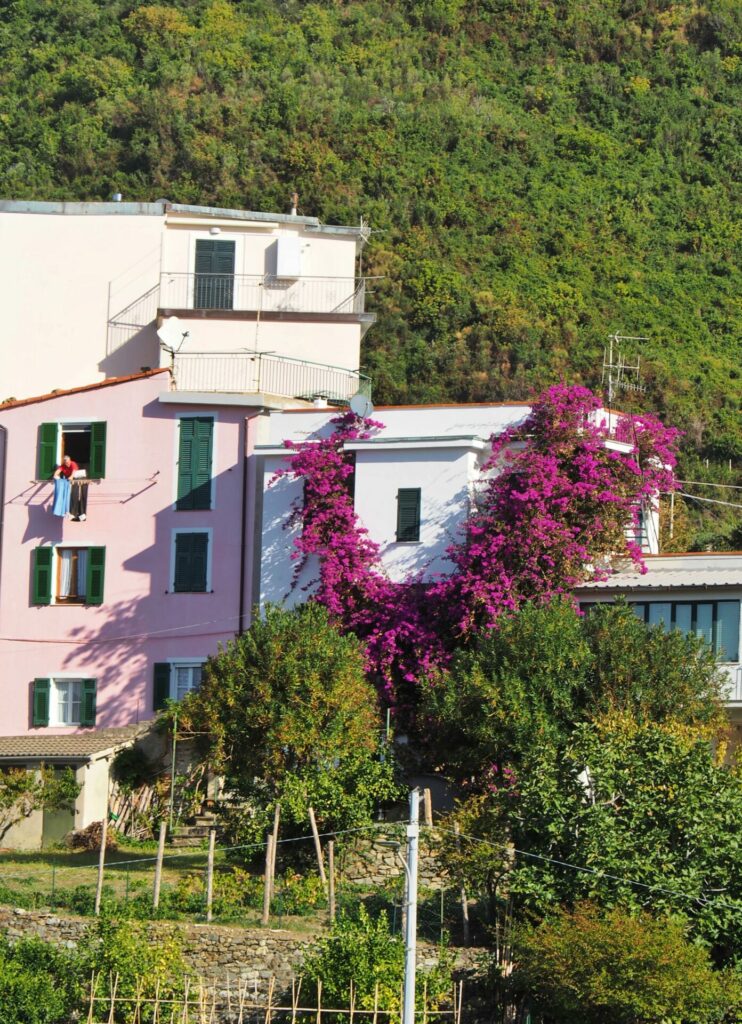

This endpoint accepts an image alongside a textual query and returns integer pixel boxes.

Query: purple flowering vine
[273,386,680,706]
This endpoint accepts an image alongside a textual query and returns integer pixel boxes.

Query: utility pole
[403,789,420,1024]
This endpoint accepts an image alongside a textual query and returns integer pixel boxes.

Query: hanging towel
[52,476,71,517]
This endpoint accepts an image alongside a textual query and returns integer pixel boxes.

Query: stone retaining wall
[339,833,447,890]
[0,906,481,997]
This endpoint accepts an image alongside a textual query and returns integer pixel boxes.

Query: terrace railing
[172,351,371,403]
[160,273,367,315]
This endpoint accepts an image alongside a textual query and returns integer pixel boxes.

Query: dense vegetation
[1,1,739,470]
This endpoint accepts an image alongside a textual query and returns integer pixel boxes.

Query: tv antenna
[602,333,647,407]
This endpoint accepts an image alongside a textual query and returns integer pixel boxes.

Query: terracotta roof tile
[0,369,170,412]
[0,723,153,760]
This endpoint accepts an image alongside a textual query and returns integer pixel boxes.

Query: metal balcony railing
[160,273,367,315]
[722,664,742,703]
[172,351,371,403]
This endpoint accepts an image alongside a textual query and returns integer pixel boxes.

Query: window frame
[32,546,105,606]
[631,600,740,662]
[170,528,213,594]
[169,660,206,701]
[33,677,96,728]
[37,419,107,480]
[396,487,422,543]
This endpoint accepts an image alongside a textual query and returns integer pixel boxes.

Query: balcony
[159,273,368,316]
[722,664,742,706]
[171,351,371,404]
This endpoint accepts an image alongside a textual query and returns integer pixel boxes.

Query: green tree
[512,902,737,1024]
[178,604,399,839]
[0,766,79,841]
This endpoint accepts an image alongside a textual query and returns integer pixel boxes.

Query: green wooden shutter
[32,678,51,726]
[89,422,107,478]
[174,533,208,592]
[80,679,97,727]
[153,663,171,711]
[396,488,421,542]
[86,547,105,605]
[194,239,235,309]
[177,417,213,510]
[38,423,59,478]
[33,547,53,605]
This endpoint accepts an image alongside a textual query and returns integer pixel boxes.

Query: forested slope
[1,0,740,466]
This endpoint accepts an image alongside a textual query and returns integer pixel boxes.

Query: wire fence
[0,822,481,942]
[85,973,466,1024]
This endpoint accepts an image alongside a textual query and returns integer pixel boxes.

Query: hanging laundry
[70,475,88,521]
[52,476,70,517]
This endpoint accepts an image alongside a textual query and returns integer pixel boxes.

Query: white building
[256,404,741,716]
[0,200,373,406]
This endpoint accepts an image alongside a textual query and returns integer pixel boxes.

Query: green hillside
[1,0,740,469]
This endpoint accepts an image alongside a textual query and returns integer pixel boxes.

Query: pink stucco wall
[0,371,258,736]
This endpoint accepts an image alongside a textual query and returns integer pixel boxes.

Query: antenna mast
[602,333,647,408]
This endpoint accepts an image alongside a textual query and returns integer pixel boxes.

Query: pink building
[0,369,269,845]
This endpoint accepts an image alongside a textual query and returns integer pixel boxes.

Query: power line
[676,480,742,492]
[677,491,742,511]
[431,825,742,913]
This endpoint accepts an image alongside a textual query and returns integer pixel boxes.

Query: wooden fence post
[270,803,280,899]
[262,833,274,926]
[328,839,336,923]
[308,806,327,889]
[423,787,433,827]
[153,820,167,910]
[205,828,216,923]
[94,791,110,916]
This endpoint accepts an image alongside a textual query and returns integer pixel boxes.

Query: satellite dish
[157,316,188,351]
[349,393,374,419]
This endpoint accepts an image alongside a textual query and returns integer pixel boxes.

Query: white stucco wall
[257,403,532,606]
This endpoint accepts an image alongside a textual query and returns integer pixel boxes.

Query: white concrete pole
[403,789,420,1024]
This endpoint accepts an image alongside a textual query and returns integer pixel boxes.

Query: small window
[153,661,205,711]
[177,417,214,510]
[32,678,96,727]
[396,488,421,542]
[38,422,106,479]
[172,531,210,593]
[194,239,235,309]
[32,547,105,606]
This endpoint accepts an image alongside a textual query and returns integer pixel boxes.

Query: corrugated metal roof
[582,569,742,590]
[0,723,151,760]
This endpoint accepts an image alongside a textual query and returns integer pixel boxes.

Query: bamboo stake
[154,979,161,1024]
[226,974,232,1020]
[291,977,302,1024]
[262,833,274,926]
[181,977,191,1024]
[205,829,216,923]
[153,820,167,909]
[107,973,118,1024]
[423,979,428,1024]
[265,975,275,1024]
[308,806,328,888]
[328,839,336,923]
[87,971,97,1024]
[349,981,355,1024]
[133,977,143,1024]
[316,978,322,1024]
[372,983,379,1024]
[270,803,281,899]
[237,978,248,1024]
[423,787,433,827]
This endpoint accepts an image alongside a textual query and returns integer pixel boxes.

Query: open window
[38,422,106,479]
[153,661,205,711]
[32,547,105,605]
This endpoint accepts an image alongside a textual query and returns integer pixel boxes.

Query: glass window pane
[630,603,646,621]
[58,684,69,725]
[674,604,693,634]
[716,602,740,662]
[175,667,191,701]
[77,549,87,597]
[695,603,713,649]
[648,603,672,629]
[192,666,203,689]
[70,681,82,724]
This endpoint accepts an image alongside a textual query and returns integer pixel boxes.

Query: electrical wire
[677,491,742,511]
[675,480,742,491]
[431,825,742,913]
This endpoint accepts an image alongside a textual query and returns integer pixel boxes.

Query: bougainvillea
[273,386,680,705]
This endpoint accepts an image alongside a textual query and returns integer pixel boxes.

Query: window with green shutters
[177,417,214,510]
[32,547,105,605]
[37,422,106,479]
[33,548,54,605]
[32,678,96,727]
[194,239,235,309]
[396,488,421,542]
[173,532,209,592]
[32,678,51,726]
[153,663,171,712]
[38,423,59,478]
